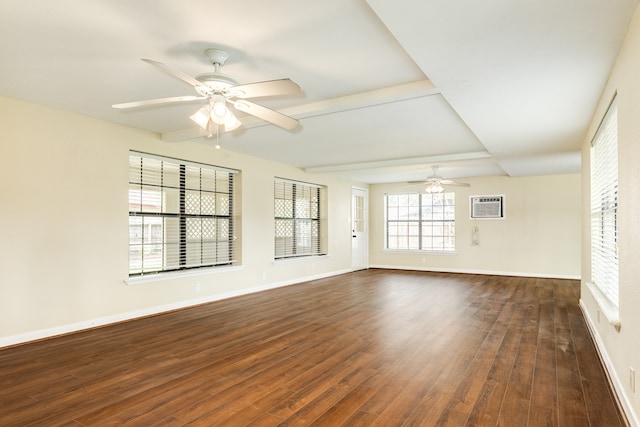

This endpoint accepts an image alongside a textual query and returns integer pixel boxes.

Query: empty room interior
[2,0,640,425]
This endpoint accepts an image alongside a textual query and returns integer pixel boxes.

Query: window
[128,152,238,276]
[590,96,618,309]
[274,178,325,259]
[385,192,455,252]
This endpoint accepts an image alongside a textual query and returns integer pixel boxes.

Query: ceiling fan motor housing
[195,73,237,95]
[205,48,229,66]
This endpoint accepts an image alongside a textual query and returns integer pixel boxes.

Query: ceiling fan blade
[141,58,205,89]
[229,78,302,99]
[112,95,206,109]
[406,182,429,188]
[440,180,471,187]
[233,100,299,130]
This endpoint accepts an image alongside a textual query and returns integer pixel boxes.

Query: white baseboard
[580,300,639,427]
[0,268,351,349]
[369,264,580,280]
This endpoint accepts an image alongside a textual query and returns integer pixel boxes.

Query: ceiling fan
[410,166,471,193]
[112,49,302,135]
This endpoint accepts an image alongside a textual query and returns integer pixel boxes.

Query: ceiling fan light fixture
[212,103,227,118]
[210,95,229,125]
[224,111,241,131]
[190,106,211,129]
[425,182,444,193]
[190,103,241,133]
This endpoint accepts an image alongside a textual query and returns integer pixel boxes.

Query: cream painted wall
[370,174,581,278]
[0,96,359,345]
[580,6,640,426]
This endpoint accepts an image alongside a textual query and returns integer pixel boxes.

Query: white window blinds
[274,178,323,259]
[128,152,238,276]
[590,97,618,308]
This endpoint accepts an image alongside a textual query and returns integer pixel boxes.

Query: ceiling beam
[303,151,493,173]
[160,79,440,143]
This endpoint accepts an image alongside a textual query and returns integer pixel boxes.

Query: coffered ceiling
[0,0,637,183]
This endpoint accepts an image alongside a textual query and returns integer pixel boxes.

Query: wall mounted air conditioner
[470,195,505,219]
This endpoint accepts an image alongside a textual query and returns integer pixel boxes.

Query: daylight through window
[385,192,455,252]
[128,152,238,276]
[590,96,619,308]
[274,178,325,259]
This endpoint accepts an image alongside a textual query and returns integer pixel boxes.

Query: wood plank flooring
[0,269,625,426]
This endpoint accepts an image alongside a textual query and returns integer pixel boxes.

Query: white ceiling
[1,0,637,183]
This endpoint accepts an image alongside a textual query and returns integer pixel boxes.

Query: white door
[351,187,369,271]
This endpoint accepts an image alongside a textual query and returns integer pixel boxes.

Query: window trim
[128,151,239,277]
[588,93,620,328]
[384,192,456,253]
[274,177,326,260]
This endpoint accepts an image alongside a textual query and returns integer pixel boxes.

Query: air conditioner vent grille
[470,195,504,219]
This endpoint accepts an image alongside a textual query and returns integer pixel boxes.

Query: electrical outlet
[631,367,636,393]
[195,283,201,293]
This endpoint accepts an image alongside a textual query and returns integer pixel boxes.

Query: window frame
[589,95,619,312]
[384,192,456,253]
[128,151,239,277]
[274,178,326,260]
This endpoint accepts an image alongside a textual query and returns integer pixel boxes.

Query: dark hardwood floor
[0,269,625,426]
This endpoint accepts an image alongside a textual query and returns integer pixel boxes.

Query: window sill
[383,249,457,256]
[124,265,245,285]
[273,254,329,265]
[585,281,621,332]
